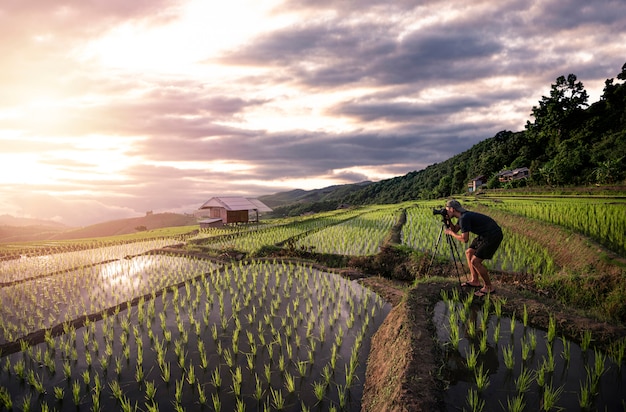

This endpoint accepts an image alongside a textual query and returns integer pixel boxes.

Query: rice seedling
[120,395,135,412]
[270,387,286,410]
[509,312,516,335]
[284,371,296,393]
[72,379,81,405]
[109,380,124,402]
[51,386,65,402]
[479,332,488,354]
[466,389,485,412]
[160,361,171,384]
[520,337,531,362]
[546,314,556,344]
[174,377,184,405]
[115,356,123,376]
[313,380,326,403]
[297,360,308,378]
[541,382,564,411]
[20,393,31,412]
[581,330,593,351]
[492,321,501,345]
[82,369,91,386]
[479,307,489,333]
[515,367,533,394]
[544,344,555,373]
[474,364,490,393]
[211,393,221,412]
[0,387,11,410]
[27,370,45,395]
[252,374,264,402]
[145,380,157,404]
[210,365,222,390]
[185,362,195,386]
[505,394,525,412]
[578,378,593,410]
[467,318,477,339]
[322,364,333,387]
[345,362,357,389]
[135,364,144,383]
[502,344,515,370]
[448,315,461,350]
[197,382,207,405]
[464,345,479,371]
[528,330,537,351]
[336,384,348,410]
[93,373,103,400]
[560,336,571,363]
[590,349,607,394]
[608,337,626,368]
[535,361,548,388]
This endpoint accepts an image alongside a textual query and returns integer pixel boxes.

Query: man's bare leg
[465,248,481,285]
[471,255,494,292]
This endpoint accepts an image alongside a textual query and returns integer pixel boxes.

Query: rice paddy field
[1,195,625,411]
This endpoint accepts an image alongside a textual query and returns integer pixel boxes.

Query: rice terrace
[1,191,626,411]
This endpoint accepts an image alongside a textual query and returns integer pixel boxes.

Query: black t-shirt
[459,211,501,237]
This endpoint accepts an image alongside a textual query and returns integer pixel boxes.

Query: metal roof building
[196,197,272,226]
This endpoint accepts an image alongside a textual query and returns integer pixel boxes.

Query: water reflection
[97,256,153,290]
[0,255,218,344]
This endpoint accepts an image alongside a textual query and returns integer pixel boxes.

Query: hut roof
[199,197,272,212]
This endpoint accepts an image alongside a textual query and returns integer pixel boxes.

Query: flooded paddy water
[0,255,391,411]
[433,296,626,411]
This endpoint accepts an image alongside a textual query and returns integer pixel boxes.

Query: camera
[433,207,452,228]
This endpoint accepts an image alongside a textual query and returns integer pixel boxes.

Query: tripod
[425,216,466,286]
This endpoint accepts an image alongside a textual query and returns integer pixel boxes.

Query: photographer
[444,199,503,297]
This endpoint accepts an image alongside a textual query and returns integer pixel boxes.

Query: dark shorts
[469,230,503,260]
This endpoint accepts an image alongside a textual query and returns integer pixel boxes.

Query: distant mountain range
[0,213,197,243]
[0,215,69,229]
[258,181,372,208]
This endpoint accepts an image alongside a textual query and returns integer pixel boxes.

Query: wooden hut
[196,197,272,227]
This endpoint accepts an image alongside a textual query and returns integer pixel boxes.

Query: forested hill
[269,63,626,216]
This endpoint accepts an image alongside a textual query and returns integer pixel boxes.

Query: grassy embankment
[462,194,626,324]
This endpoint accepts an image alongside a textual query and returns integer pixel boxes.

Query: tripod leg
[446,234,466,287]
[426,225,445,277]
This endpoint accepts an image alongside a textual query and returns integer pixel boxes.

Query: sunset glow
[1,0,625,225]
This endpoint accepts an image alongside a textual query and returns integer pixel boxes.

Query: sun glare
[0,153,63,185]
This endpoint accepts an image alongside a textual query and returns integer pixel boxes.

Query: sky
[1,0,625,227]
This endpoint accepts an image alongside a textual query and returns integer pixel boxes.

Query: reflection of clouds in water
[98,256,154,290]
[0,255,219,345]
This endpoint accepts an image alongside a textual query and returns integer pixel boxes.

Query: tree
[593,157,624,184]
[525,74,589,158]
[600,62,626,130]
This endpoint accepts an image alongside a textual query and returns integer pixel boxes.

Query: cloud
[0,0,625,225]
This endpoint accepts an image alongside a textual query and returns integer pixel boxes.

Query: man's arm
[445,227,469,243]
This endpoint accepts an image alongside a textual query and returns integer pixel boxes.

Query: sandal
[474,288,496,297]
[460,282,481,288]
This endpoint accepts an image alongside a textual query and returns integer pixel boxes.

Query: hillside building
[498,167,530,183]
[195,197,273,228]
[467,175,486,193]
